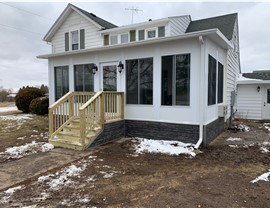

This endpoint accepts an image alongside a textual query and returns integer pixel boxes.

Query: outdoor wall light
[257,86,260,92]
[92,64,98,75]
[118,61,124,73]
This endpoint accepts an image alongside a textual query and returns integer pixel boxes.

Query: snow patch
[0,106,18,113]
[251,170,270,183]
[4,185,24,194]
[0,142,54,160]
[134,138,196,157]
[0,114,32,121]
[227,137,242,141]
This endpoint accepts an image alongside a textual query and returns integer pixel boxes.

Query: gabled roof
[72,4,117,29]
[186,13,237,40]
[43,3,117,42]
[243,71,270,80]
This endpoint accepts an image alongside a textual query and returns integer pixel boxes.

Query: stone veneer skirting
[89,118,225,148]
[125,120,199,144]
[203,117,225,146]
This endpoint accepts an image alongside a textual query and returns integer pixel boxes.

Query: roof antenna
[125,6,143,24]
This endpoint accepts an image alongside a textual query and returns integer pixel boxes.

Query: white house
[37,4,241,150]
[236,71,270,120]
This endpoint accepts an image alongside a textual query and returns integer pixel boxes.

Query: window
[121,33,129,43]
[267,89,270,103]
[158,26,165,37]
[218,62,224,103]
[74,64,94,92]
[138,29,145,40]
[110,35,118,45]
[65,29,84,51]
[71,31,79,50]
[208,55,217,106]
[104,34,109,46]
[147,29,156,39]
[161,54,190,106]
[55,66,69,101]
[126,58,153,104]
[130,30,136,42]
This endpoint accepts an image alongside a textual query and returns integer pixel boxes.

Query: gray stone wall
[125,120,199,144]
[203,117,224,146]
[90,120,125,147]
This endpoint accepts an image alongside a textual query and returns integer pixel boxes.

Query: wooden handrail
[49,91,73,110]
[80,91,103,111]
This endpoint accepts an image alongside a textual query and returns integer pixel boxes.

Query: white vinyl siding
[169,16,191,36]
[226,20,240,120]
[51,10,102,53]
[236,84,262,120]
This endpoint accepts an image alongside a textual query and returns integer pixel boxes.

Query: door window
[103,65,117,91]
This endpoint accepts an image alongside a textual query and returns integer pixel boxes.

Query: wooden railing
[79,91,124,146]
[49,91,95,138]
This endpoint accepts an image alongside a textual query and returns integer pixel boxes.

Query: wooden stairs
[49,118,102,150]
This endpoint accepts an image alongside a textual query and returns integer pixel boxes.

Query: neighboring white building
[236,71,270,120]
[38,4,241,148]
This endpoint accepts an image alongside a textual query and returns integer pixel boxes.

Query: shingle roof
[72,4,117,29]
[186,13,237,40]
[243,71,270,80]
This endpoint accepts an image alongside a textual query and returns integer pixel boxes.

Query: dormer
[100,15,191,46]
[43,4,117,53]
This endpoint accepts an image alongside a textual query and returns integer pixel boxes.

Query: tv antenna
[125,6,143,24]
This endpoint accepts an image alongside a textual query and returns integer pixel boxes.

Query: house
[37,3,241,150]
[236,71,270,120]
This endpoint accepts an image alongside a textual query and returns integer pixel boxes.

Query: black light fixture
[118,61,124,73]
[257,86,260,92]
[92,64,98,75]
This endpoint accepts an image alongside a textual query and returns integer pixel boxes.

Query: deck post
[69,94,74,119]
[79,109,86,147]
[100,92,105,124]
[49,109,53,137]
[120,92,124,119]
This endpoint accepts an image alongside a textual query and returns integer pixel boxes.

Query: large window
[126,58,153,104]
[161,54,190,106]
[74,64,94,92]
[110,35,118,45]
[55,66,69,101]
[208,55,217,106]
[218,62,224,103]
[121,33,129,43]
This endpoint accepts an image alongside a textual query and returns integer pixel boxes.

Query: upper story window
[138,30,145,41]
[121,33,129,43]
[64,29,85,51]
[71,31,79,50]
[147,28,156,39]
[110,35,118,45]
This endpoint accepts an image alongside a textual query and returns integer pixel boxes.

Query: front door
[102,63,117,91]
[262,88,270,120]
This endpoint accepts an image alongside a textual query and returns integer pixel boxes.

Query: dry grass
[0,102,15,107]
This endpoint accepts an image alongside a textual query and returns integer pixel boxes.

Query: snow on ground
[263,123,270,131]
[234,124,250,132]
[0,114,32,121]
[134,138,196,157]
[251,169,270,183]
[227,137,242,141]
[37,159,91,190]
[0,141,54,160]
[260,142,270,153]
[0,106,18,113]
[0,185,25,203]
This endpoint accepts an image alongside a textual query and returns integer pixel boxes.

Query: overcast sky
[0,1,270,90]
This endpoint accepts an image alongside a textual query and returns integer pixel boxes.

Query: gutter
[195,35,205,149]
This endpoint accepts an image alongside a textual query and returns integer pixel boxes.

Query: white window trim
[70,30,80,51]
[110,34,118,45]
[146,27,158,39]
[120,33,129,44]
[137,29,145,41]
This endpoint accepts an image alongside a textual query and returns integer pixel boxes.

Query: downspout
[195,36,205,149]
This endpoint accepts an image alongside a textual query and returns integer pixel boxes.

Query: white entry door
[262,88,270,120]
[101,62,119,92]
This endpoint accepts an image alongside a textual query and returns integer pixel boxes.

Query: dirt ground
[0,113,270,207]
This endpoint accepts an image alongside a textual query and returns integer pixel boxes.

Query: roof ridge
[191,13,237,22]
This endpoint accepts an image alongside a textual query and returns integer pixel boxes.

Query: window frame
[110,35,118,45]
[54,66,69,101]
[74,64,94,92]
[126,57,154,105]
[120,33,129,44]
[207,55,217,106]
[161,54,191,106]
[217,62,224,104]
[146,27,157,39]
[71,30,79,50]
